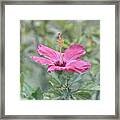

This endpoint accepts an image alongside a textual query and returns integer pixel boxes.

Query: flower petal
[37,44,59,61]
[31,56,53,65]
[63,44,86,61]
[66,60,91,73]
[48,66,67,72]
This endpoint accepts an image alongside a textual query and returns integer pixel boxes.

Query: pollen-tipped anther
[57,32,64,48]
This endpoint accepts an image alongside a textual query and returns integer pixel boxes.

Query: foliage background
[20,20,100,100]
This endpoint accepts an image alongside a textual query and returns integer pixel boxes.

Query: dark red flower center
[54,61,66,67]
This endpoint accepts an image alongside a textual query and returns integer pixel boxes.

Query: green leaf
[69,73,81,83]
[31,88,43,100]
[49,72,61,85]
[73,91,91,100]
[80,81,100,91]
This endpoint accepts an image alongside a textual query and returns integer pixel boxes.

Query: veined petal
[37,44,60,61]
[63,44,86,61]
[31,56,53,65]
[48,66,67,72]
[66,60,91,73]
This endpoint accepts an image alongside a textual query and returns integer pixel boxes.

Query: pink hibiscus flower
[31,44,91,73]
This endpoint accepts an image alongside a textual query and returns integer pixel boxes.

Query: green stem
[65,79,71,100]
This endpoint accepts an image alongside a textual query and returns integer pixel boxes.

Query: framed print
[0,0,120,119]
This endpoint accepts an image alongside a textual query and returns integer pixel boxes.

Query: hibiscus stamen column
[57,32,64,64]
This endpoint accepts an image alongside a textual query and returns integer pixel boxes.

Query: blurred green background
[20,20,100,100]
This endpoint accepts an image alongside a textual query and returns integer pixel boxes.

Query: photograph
[20,20,100,100]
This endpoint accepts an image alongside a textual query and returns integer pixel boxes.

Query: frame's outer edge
[0,1,2,119]
[116,1,120,119]
[0,0,120,5]
[115,1,120,119]
[0,0,120,119]
[1,1,5,119]
[0,1,1,119]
